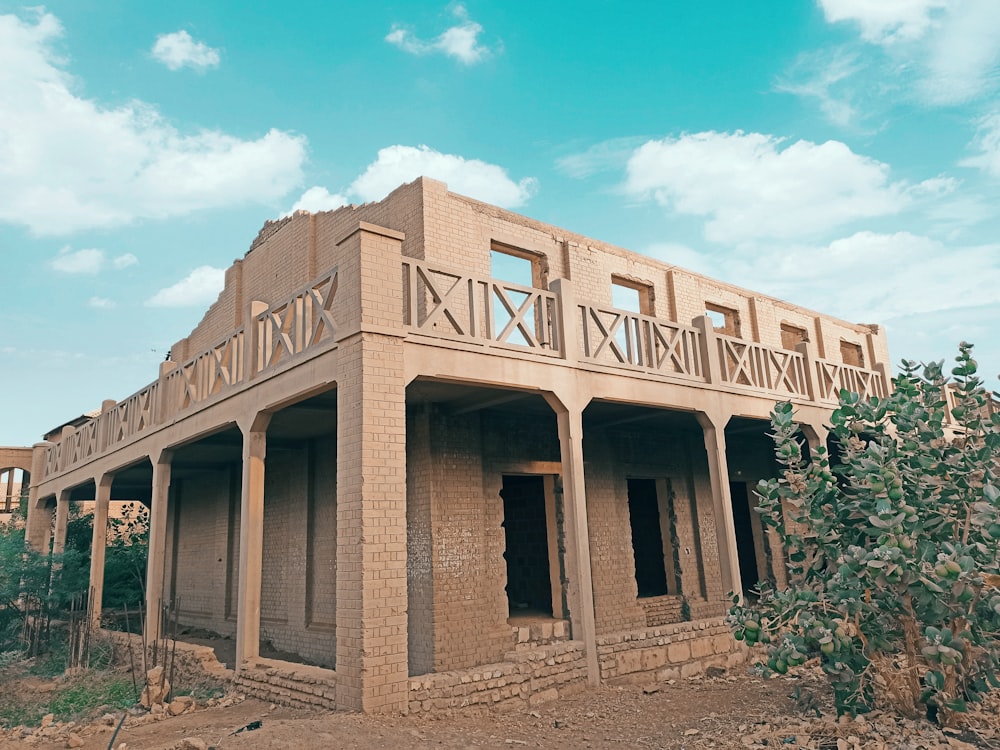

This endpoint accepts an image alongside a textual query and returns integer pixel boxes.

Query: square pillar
[236,416,270,669]
[334,221,408,713]
[145,450,173,645]
[88,474,113,631]
[51,489,71,556]
[546,394,599,686]
[696,412,743,603]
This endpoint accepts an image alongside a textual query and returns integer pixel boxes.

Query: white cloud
[112,252,139,269]
[817,0,1000,106]
[283,186,349,216]
[774,49,866,128]
[555,137,649,179]
[49,247,139,273]
[88,297,116,309]
[146,266,225,308]
[818,0,948,42]
[349,145,536,208]
[917,0,1000,105]
[622,131,944,243]
[386,4,495,65]
[50,247,104,274]
[0,11,306,236]
[151,30,220,72]
[961,113,1000,176]
[689,230,1000,323]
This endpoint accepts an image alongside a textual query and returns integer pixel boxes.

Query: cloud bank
[0,11,306,236]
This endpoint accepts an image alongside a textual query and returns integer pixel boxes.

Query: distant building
[26,178,896,713]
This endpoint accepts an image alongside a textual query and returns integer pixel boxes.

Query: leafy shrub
[729,343,1000,725]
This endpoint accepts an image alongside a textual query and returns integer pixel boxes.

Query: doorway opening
[730,481,762,596]
[627,478,670,597]
[500,475,552,617]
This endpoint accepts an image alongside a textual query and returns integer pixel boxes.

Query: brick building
[25,178,893,713]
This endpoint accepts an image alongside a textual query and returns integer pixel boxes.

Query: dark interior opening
[730,481,759,595]
[627,478,669,597]
[501,475,552,616]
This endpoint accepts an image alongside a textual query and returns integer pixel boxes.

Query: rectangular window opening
[706,303,741,337]
[611,276,653,316]
[840,340,865,367]
[780,323,808,351]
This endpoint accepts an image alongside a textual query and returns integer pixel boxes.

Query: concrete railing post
[549,278,578,365]
[692,315,721,384]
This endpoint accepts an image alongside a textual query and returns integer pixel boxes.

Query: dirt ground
[5,666,999,750]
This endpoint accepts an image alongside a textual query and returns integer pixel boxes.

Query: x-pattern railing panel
[815,361,886,401]
[717,335,809,397]
[166,329,246,411]
[402,259,560,355]
[256,271,339,373]
[580,304,704,379]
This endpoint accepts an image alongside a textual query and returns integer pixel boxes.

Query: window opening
[730,481,761,598]
[780,323,808,351]
[840,340,865,367]
[490,245,546,348]
[706,303,741,337]
[501,475,553,617]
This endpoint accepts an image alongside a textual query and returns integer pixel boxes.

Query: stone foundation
[596,618,744,684]
[233,658,338,710]
[408,640,588,714]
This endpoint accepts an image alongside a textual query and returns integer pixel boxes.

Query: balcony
[40,260,890,483]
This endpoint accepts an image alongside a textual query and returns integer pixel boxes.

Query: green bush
[729,343,1000,726]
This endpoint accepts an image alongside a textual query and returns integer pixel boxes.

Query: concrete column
[334,221,408,713]
[695,411,743,604]
[52,489,71,556]
[545,393,599,687]
[88,474,114,631]
[236,414,271,669]
[145,450,173,645]
[800,423,830,460]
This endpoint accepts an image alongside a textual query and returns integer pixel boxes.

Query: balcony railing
[579,305,704,380]
[40,259,891,482]
[402,259,560,355]
[815,361,887,402]
[717,335,809,398]
[41,269,341,480]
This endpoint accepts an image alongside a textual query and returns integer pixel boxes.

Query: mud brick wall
[407,640,588,714]
[596,619,744,684]
[584,421,730,636]
[258,437,337,669]
[639,595,685,627]
[167,469,235,635]
[424,408,512,673]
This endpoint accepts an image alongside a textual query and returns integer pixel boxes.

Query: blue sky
[2,1,999,446]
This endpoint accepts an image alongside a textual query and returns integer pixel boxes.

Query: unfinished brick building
[25,178,893,713]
